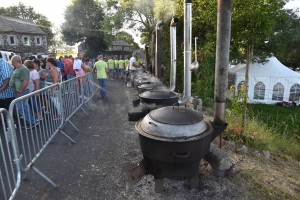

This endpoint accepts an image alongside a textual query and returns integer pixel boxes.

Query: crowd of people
[0,51,146,130]
[0,52,95,129]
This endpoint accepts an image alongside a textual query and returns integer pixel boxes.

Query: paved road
[15,78,143,200]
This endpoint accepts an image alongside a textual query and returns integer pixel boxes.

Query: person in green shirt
[124,57,130,82]
[118,58,125,79]
[114,57,119,79]
[93,55,108,100]
[9,55,38,128]
[107,57,115,80]
[134,57,142,72]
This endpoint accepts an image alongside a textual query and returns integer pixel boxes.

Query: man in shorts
[129,53,140,87]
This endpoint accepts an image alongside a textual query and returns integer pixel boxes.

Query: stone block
[204,144,234,177]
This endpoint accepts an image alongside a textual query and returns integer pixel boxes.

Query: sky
[1,0,300,47]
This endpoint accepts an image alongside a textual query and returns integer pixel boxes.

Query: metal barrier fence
[0,108,22,200]
[5,72,100,190]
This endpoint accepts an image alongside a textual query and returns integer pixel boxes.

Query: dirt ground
[13,78,300,200]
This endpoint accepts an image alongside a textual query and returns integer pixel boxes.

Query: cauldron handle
[149,122,158,127]
[172,102,179,109]
[173,151,190,158]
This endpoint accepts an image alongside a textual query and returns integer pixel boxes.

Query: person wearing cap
[129,53,140,87]
[93,55,108,100]
[29,55,36,61]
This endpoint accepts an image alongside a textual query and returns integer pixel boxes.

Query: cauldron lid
[139,90,178,99]
[149,106,203,125]
[138,83,160,89]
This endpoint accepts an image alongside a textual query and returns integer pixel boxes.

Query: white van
[0,51,15,61]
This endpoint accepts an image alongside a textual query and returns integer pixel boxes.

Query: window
[36,37,41,45]
[9,36,16,45]
[253,81,265,100]
[272,82,284,101]
[24,37,30,45]
[289,83,300,101]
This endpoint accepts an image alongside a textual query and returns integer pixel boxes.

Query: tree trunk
[241,46,252,137]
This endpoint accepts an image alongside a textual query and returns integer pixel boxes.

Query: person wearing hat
[129,53,140,87]
[93,55,108,100]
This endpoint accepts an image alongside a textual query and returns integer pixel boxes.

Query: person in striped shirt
[0,53,15,110]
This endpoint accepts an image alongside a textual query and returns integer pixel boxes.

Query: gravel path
[15,78,255,200]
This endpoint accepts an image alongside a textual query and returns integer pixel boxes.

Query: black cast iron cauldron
[137,83,162,94]
[139,90,178,106]
[135,106,227,179]
[133,73,153,86]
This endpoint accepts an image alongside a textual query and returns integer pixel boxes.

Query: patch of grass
[248,104,300,138]
[225,104,300,160]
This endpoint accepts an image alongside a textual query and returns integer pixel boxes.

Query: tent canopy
[229,57,300,104]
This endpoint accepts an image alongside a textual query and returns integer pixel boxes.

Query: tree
[61,0,107,58]
[102,0,125,44]
[0,2,54,46]
[229,0,286,136]
[106,0,176,45]
[48,29,64,55]
[115,31,140,49]
[268,8,300,68]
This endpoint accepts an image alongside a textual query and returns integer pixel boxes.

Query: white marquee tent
[228,57,300,104]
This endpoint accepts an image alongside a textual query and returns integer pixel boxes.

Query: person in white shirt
[129,53,139,87]
[73,53,85,77]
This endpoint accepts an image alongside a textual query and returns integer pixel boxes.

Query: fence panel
[0,108,22,200]
[84,72,100,102]
[8,84,67,187]
[3,72,100,194]
[60,75,89,132]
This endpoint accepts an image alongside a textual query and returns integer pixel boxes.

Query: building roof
[0,15,46,35]
[112,40,131,47]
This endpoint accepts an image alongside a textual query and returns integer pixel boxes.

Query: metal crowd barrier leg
[0,108,22,200]
[8,85,67,187]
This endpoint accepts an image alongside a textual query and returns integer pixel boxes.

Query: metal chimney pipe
[170,17,178,92]
[155,21,163,79]
[178,0,192,105]
[151,30,156,75]
[214,0,232,126]
[145,45,149,71]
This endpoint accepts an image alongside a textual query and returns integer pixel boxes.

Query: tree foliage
[102,0,124,44]
[61,0,107,58]
[106,0,176,44]
[48,29,64,55]
[268,8,300,67]
[115,31,140,49]
[154,0,289,107]
[0,2,54,46]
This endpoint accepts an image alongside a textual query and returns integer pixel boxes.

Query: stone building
[0,15,47,57]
